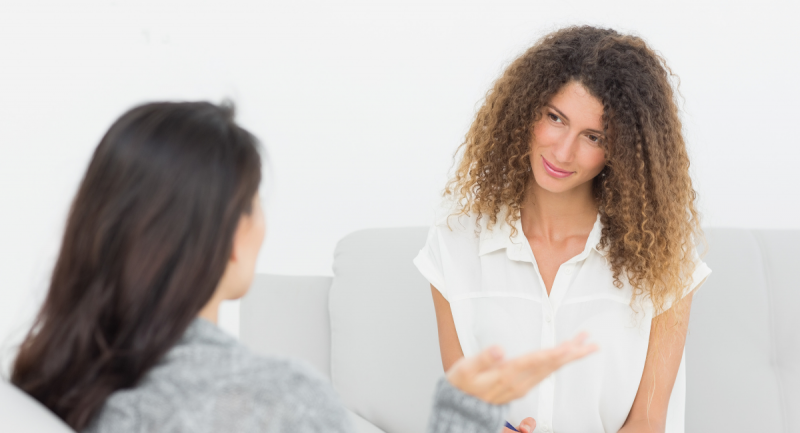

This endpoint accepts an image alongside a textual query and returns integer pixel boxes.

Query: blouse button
[545,314,553,323]
[563,266,573,275]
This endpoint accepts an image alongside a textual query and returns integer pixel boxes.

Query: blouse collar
[478,209,606,263]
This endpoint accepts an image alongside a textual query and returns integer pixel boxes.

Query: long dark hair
[11,101,262,429]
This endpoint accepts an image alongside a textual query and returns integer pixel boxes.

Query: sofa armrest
[240,274,333,380]
[0,380,75,432]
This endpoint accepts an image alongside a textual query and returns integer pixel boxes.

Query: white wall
[1,0,798,371]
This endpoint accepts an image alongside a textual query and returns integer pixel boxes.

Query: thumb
[518,417,536,433]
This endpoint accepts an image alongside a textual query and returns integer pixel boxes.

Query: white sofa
[3,227,798,432]
[239,227,800,433]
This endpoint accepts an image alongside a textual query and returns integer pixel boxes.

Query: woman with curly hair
[414,26,711,433]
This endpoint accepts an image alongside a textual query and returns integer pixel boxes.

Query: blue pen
[504,421,519,432]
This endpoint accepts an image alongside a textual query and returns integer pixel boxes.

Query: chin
[532,170,577,194]
[233,286,252,300]
[228,278,253,300]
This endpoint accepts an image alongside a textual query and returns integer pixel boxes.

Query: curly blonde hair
[446,26,702,318]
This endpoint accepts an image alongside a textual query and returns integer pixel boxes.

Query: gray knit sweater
[84,318,507,433]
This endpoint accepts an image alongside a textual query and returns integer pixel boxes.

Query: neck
[198,267,238,324]
[520,180,597,240]
[197,295,222,324]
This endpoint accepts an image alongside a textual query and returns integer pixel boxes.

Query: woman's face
[529,81,607,195]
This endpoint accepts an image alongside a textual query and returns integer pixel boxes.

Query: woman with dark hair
[11,101,595,432]
[415,26,711,433]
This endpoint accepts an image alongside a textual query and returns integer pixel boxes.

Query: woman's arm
[431,285,465,372]
[619,289,698,433]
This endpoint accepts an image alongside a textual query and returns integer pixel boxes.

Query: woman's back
[85,319,350,433]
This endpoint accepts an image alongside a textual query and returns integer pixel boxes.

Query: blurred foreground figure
[11,101,595,433]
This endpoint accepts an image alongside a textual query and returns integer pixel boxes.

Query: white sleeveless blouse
[413,210,711,433]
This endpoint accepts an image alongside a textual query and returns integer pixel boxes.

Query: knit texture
[84,318,507,433]
[427,378,508,433]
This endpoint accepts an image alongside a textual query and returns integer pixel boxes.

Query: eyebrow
[546,104,605,136]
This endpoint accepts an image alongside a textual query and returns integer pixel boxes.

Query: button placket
[524,236,560,432]
[537,299,556,433]
[537,373,555,433]
[550,259,582,312]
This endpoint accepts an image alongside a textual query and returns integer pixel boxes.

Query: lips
[542,157,573,179]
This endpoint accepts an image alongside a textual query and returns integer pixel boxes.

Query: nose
[552,133,579,164]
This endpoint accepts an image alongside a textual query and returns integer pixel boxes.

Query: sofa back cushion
[241,274,334,380]
[329,227,441,433]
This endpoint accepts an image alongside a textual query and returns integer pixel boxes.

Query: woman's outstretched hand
[446,332,598,405]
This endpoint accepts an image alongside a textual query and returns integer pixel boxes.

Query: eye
[586,134,603,145]
[547,112,562,123]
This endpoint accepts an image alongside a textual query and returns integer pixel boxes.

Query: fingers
[566,341,599,361]
[447,335,597,406]
[500,417,537,433]
[500,333,598,398]
[516,332,598,370]
[518,417,536,433]
[558,332,599,364]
